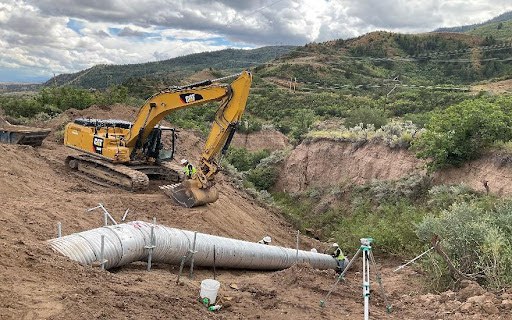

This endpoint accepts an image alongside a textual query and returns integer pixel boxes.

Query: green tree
[414,97,512,170]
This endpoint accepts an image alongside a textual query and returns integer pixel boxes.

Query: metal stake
[121,209,129,222]
[57,222,62,238]
[189,231,198,279]
[87,203,118,225]
[176,254,188,285]
[145,219,156,271]
[213,245,217,280]
[99,235,106,270]
[296,230,300,262]
[104,212,108,226]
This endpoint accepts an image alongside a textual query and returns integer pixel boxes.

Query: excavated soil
[472,79,512,94]
[277,138,512,197]
[276,139,425,193]
[232,129,290,152]
[1,106,512,319]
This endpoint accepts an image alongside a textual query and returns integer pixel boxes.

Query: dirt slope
[277,139,512,197]
[1,106,512,319]
[232,129,290,152]
[276,140,425,193]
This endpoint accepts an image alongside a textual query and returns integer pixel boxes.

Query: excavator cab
[141,126,176,162]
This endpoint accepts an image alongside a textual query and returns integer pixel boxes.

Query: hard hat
[332,243,339,247]
[263,236,272,243]
[180,159,188,165]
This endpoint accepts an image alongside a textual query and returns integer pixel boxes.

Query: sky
[1,0,511,83]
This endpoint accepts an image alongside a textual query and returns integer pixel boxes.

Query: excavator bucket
[160,179,219,208]
[0,125,50,147]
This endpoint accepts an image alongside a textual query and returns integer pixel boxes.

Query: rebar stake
[296,230,300,262]
[99,235,106,270]
[121,209,129,222]
[213,245,217,280]
[189,231,198,279]
[145,218,156,271]
[57,222,62,238]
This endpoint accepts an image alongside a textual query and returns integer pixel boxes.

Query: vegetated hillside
[256,31,511,88]
[435,10,512,34]
[0,82,41,93]
[45,46,295,89]
[467,19,512,41]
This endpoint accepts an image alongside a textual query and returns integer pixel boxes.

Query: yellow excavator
[64,71,252,207]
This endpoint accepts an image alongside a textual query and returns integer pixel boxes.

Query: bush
[224,147,269,172]
[414,97,512,171]
[354,174,431,205]
[238,115,263,133]
[427,184,479,209]
[246,166,278,191]
[344,106,388,129]
[416,200,512,289]
[334,200,426,255]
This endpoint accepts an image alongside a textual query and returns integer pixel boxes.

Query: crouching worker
[258,236,272,245]
[331,243,349,274]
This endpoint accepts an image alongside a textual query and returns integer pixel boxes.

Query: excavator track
[66,155,149,191]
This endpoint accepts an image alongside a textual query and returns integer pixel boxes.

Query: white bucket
[200,279,220,304]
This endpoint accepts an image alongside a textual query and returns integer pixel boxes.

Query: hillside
[255,31,512,89]
[2,104,512,319]
[435,10,512,34]
[45,46,295,89]
[276,138,512,197]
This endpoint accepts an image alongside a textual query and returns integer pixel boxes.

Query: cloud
[1,0,512,82]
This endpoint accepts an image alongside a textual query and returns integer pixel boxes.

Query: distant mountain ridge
[45,46,295,89]
[435,10,512,33]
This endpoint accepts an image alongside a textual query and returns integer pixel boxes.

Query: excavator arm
[161,71,253,207]
[129,71,252,207]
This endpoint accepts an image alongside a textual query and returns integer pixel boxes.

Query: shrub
[344,106,388,129]
[334,200,426,255]
[427,184,479,209]
[246,166,277,191]
[224,147,270,172]
[413,97,512,171]
[416,200,512,289]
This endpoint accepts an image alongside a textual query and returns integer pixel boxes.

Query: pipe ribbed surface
[48,221,337,271]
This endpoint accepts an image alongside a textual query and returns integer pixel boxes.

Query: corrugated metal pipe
[48,221,338,271]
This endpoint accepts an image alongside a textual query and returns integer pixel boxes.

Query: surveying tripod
[320,238,392,320]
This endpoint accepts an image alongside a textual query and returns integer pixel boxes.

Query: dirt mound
[232,129,290,152]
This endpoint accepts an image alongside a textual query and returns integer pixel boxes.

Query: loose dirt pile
[1,105,511,319]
